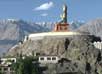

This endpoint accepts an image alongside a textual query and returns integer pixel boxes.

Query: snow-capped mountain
[69,20,85,30]
[36,22,55,31]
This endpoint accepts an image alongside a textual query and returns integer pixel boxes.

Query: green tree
[0,67,3,74]
[12,56,40,74]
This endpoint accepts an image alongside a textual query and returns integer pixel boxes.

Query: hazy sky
[0,0,102,22]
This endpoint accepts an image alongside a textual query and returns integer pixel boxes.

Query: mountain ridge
[0,19,50,55]
[77,18,102,39]
[1,18,102,56]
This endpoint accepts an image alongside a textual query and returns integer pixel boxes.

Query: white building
[0,58,16,74]
[93,41,102,50]
[28,32,81,40]
[39,56,59,64]
[0,58,16,66]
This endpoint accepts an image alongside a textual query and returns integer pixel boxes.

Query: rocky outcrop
[65,35,101,74]
[6,34,102,74]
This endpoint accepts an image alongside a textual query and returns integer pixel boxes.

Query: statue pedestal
[54,23,69,32]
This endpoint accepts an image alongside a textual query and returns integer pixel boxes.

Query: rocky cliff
[3,18,102,74]
[6,33,102,74]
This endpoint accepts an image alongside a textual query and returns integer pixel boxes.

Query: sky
[0,0,102,22]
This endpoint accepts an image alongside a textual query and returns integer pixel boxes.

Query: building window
[40,57,44,60]
[10,67,14,71]
[8,65,11,67]
[4,67,8,71]
[0,60,3,64]
[52,57,56,60]
[64,27,67,30]
[47,57,51,60]
[12,60,15,63]
[0,68,2,71]
[60,27,62,30]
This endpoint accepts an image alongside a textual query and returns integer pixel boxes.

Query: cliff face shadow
[64,38,70,51]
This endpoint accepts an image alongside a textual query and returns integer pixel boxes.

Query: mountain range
[77,19,102,39]
[0,19,49,55]
[0,18,102,56]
